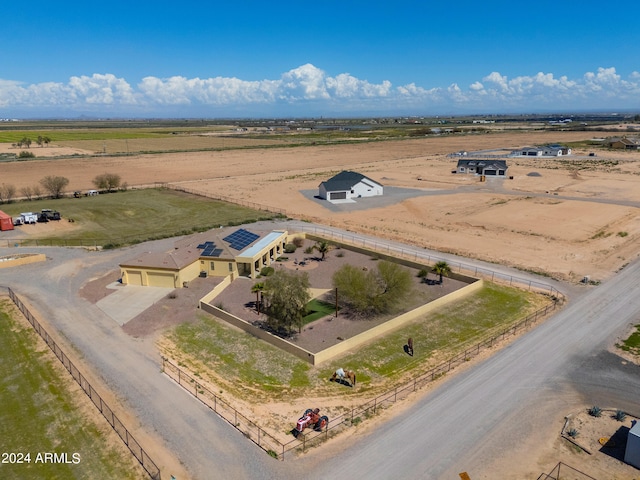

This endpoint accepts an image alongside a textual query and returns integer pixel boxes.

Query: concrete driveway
[97,282,173,326]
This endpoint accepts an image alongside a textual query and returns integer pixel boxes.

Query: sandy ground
[2,132,639,284]
[4,132,640,478]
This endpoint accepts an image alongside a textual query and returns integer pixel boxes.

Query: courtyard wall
[199,250,482,365]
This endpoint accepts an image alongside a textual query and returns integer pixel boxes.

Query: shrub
[260,266,275,277]
[618,231,629,237]
[292,237,304,248]
[304,246,314,254]
[336,251,344,258]
[284,243,297,253]
[588,406,602,417]
[567,428,579,438]
[614,410,627,421]
[417,268,429,278]
[18,151,35,159]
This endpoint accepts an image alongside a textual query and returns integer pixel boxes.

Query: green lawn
[303,299,337,324]
[2,188,279,247]
[0,300,145,479]
[165,283,548,399]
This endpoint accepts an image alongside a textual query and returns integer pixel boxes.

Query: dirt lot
[5,131,640,478]
[2,131,639,284]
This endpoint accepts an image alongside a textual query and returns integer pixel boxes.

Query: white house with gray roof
[318,170,383,202]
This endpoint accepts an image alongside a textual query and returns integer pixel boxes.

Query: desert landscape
[3,128,640,479]
[2,130,639,284]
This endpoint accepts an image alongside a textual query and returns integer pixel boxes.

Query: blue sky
[1,1,639,118]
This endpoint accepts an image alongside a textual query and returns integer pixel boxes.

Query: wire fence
[161,358,284,459]
[6,287,161,480]
[166,183,564,301]
[164,299,557,460]
[537,461,598,480]
[294,224,564,300]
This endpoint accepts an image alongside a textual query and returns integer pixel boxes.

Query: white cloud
[0,64,639,116]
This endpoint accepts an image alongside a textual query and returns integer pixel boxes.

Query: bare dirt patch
[2,132,639,283]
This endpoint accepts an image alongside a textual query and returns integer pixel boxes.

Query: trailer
[0,210,14,231]
[20,212,39,224]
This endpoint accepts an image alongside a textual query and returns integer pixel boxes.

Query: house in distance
[318,170,383,203]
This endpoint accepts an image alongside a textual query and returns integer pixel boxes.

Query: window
[210,262,215,270]
[228,262,233,272]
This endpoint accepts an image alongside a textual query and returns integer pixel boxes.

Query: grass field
[1,188,279,247]
[163,283,548,400]
[0,299,144,480]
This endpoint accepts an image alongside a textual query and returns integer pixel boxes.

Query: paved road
[2,225,639,479]
[302,252,640,479]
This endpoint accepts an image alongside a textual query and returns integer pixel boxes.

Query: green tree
[20,136,32,148]
[333,261,413,315]
[251,282,265,313]
[313,240,331,260]
[36,135,44,147]
[262,270,310,334]
[432,261,452,284]
[43,136,51,147]
[39,175,69,199]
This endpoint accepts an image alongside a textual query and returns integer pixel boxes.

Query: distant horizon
[2,109,640,123]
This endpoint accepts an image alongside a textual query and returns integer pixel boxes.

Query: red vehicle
[291,408,328,438]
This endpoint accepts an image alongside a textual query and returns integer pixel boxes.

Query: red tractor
[291,408,328,438]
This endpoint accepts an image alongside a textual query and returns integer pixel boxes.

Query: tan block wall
[0,253,46,269]
[313,279,483,364]
[200,273,482,366]
[199,302,315,363]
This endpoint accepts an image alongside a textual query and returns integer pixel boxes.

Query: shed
[625,420,640,468]
[0,210,14,231]
[318,171,383,202]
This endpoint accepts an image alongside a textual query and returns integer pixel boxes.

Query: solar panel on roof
[223,229,259,250]
[211,248,223,257]
[200,242,219,256]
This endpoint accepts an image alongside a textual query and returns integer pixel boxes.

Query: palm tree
[432,261,452,284]
[314,240,331,261]
[251,282,265,313]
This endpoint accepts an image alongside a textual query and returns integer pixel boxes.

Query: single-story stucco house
[456,159,508,177]
[318,171,383,202]
[119,228,289,287]
[609,137,640,150]
[510,145,571,157]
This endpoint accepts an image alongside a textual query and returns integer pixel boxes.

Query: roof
[457,159,508,169]
[236,230,286,259]
[319,170,382,192]
[121,244,202,271]
[120,228,282,270]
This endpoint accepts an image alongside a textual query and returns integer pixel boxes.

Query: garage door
[330,191,347,200]
[125,270,143,286]
[147,272,176,288]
